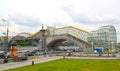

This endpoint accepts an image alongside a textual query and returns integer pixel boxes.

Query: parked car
[24,52,35,56]
[19,55,28,61]
[0,51,5,58]
[24,49,44,56]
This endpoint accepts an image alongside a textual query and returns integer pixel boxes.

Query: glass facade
[88,25,117,51]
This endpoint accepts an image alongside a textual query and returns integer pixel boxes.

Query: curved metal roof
[16,32,31,38]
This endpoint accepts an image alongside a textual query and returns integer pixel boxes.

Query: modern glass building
[88,25,117,51]
[88,30,98,47]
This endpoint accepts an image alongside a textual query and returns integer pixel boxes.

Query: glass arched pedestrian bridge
[47,26,89,42]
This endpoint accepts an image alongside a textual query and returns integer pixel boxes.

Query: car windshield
[0,51,4,53]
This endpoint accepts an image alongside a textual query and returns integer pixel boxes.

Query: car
[24,50,45,56]
[0,52,5,58]
[24,52,35,56]
[19,55,28,61]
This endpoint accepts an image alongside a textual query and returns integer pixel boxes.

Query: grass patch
[28,56,40,60]
[4,59,120,71]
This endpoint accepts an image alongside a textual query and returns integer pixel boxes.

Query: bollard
[32,61,34,65]
[63,55,65,59]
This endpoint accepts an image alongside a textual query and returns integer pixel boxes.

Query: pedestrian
[4,56,8,63]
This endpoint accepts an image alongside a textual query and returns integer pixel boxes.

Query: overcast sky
[0,0,120,42]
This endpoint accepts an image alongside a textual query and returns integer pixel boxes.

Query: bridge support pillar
[39,27,47,50]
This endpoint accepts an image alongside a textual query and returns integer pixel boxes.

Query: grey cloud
[105,19,120,24]
[63,6,120,25]
[9,14,42,28]
[63,6,98,24]
[53,22,70,27]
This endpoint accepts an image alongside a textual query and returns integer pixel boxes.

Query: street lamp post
[1,19,9,52]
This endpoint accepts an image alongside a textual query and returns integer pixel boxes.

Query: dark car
[0,52,5,58]
[19,55,28,61]
[24,50,44,56]
[24,52,35,56]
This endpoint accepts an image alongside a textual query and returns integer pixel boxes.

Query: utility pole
[1,19,9,52]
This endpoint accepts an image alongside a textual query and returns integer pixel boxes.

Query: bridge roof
[48,26,89,42]
[16,32,31,38]
[55,26,89,33]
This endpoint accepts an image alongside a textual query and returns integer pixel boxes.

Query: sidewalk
[65,56,120,59]
[0,56,62,71]
[1,55,120,71]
